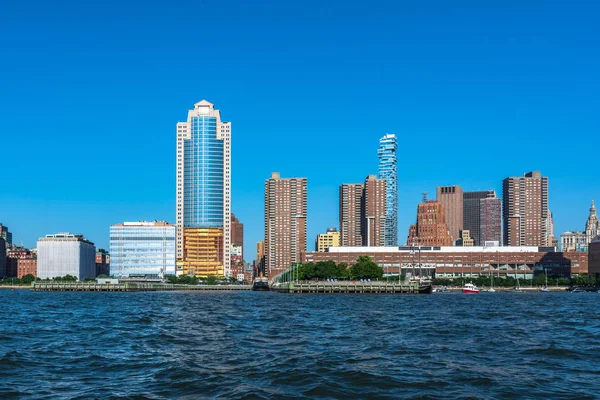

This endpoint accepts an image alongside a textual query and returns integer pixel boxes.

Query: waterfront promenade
[30,282,252,292]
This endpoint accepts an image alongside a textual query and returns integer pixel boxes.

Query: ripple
[1,291,600,398]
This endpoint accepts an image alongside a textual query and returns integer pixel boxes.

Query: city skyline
[2,1,599,258]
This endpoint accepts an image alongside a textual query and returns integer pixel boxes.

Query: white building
[37,233,96,280]
[110,221,176,278]
[560,201,599,252]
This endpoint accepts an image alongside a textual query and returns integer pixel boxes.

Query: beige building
[457,230,474,246]
[502,171,549,247]
[316,228,340,252]
[264,172,307,279]
[436,185,463,245]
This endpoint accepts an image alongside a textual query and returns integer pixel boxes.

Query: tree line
[284,256,385,281]
[432,275,597,288]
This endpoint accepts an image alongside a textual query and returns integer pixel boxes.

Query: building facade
[457,230,474,246]
[37,233,96,280]
[176,100,231,277]
[364,175,387,246]
[407,201,453,246]
[339,183,364,247]
[304,246,588,279]
[377,134,398,246]
[316,228,340,252]
[463,190,502,246]
[560,201,599,252]
[110,222,176,278]
[589,236,600,277]
[264,172,307,279]
[17,258,37,278]
[95,249,110,276]
[0,238,5,278]
[502,171,549,247]
[436,185,463,244]
[231,213,244,261]
[0,223,12,247]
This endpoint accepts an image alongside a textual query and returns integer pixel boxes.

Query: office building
[110,221,176,278]
[264,172,307,279]
[96,249,110,276]
[407,201,453,246]
[457,230,474,246]
[37,233,96,280]
[339,183,365,247]
[378,134,398,246]
[463,190,502,246]
[560,200,599,252]
[586,201,599,244]
[316,228,340,252]
[0,223,12,247]
[502,171,549,246]
[436,185,463,244]
[176,100,231,277]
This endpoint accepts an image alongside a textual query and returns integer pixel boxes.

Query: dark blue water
[1,290,599,399]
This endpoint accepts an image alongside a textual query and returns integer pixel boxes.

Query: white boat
[539,270,549,292]
[488,288,497,293]
[462,283,479,294]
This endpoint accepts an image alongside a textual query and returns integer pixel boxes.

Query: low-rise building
[96,249,110,277]
[589,236,600,278]
[37,233,96,280]
[18,258,37,278]
[303,246,587,280]
[316,228,340,252]
[110,221,176,278]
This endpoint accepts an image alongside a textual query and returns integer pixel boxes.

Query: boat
[539,270,550,292]
[571,287,586,293]
[252,277,270,291]
[419,284,433,294]
[487,288,496,293]
[462,283,479,294]
[488,272,496,292]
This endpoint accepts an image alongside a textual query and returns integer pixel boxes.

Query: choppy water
[1,290,599,399]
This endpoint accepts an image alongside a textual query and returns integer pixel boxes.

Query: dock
[271,282,426,294]
[30,282,252,292]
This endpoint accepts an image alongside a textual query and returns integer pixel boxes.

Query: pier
[31,282,252,292]
[271,281,426,294]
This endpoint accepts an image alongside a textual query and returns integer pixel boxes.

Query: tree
[350,256,384,280]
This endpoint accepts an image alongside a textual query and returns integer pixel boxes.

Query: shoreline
[0,285,31,290]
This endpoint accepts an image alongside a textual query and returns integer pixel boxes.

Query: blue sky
[1,0,598,256]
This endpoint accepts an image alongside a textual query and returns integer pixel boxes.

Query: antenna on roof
[422,192,429,203]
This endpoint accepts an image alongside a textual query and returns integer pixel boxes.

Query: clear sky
[1,0,598,256]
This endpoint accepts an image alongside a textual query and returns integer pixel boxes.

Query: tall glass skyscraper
[176,100,231,277]
[378,133,398,246]
[110,222,176,278]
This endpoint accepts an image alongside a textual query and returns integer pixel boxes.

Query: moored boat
[252,277,270,291]
[462,283,479,294]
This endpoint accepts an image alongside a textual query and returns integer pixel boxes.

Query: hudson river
[1,290,599,398]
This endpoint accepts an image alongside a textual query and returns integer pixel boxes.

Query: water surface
[1,290,599,398]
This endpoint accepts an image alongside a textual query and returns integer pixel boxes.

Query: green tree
[350,256,384,280]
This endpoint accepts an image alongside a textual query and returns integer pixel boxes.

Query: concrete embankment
[30,282,252,292]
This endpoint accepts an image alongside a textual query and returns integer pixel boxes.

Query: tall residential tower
[264,172,307,279]
[176,100,231,277]
[502,171,549,247]
[378,134,398,246]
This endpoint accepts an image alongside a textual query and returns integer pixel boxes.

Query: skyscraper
[407,201,453,246]
[176,100,231,277]
[339,175,386,247]
[585,201,599,244]
[264,172,307,279]
[502,171,549,247]
[339,183,364,247]
[364,175,387,247]
[378,134,398,246]
[0,223,12,247]
[463,190,502,246]
[436,185,463,245]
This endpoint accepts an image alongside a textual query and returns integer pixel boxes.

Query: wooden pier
[271,282,426,294]
[31,282,252,292]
